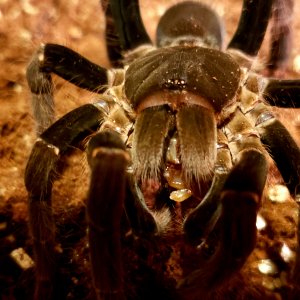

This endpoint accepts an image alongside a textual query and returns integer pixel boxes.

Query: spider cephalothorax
[25,0,300,299]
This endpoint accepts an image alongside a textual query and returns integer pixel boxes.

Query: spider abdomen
[125,46,241,112]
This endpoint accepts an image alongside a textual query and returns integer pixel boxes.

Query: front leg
[180,149,268,299]
[181,110,269,297]
[26,43,109,134]
[86,130,158,300]
[267,0,294,75]
[87,131,129,300]
[227,0,273,57]
[25,103,106,299]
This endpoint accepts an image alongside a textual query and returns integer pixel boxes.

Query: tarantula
[25,0,300,299]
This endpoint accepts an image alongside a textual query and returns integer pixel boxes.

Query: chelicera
[25,0,300,299]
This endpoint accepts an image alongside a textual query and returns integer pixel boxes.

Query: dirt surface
[0,0,300,299]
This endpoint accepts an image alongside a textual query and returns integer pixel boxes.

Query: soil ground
[0,0,300,299]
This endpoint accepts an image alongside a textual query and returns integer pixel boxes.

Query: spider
[24,0,300,299]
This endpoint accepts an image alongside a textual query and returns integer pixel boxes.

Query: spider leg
[245,101,300,196]
[242,93,300,290]
[180,151,267,298]
[242,79,300,192]
[26,43,109,134]
[267,0,294,75]
[25,103,106,300]
[227,0,273,57]
[257,118,300,289]
[263,79,300,108]
[101,0,123,67]
[181,109,268,296]
[86,130,158,300]
[102,0,151,63]
[86,131,128,300]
